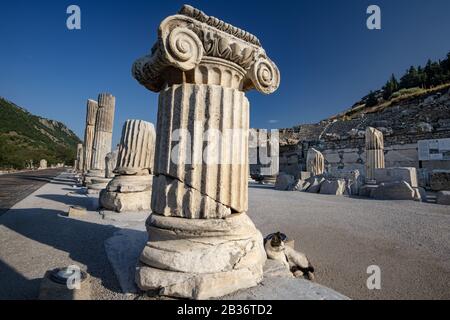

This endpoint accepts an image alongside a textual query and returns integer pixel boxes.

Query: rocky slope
[280,84,450,147]
[0,97,81,169]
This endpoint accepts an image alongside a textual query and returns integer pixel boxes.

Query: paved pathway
[0,169,65,216]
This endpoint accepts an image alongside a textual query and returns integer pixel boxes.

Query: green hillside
[0,97,81,169]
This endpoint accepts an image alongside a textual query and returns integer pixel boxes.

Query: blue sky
[1,0,450,145]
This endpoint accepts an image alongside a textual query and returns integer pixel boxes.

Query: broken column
[83,99,98,172]
[306,148,325,176]
[100,120,156,212]
[39,159,47,170]
[86,93,115,184]
[132,5,280,299]
[87,150,118,194]
[365,127,385,182]
[76,143,84,172]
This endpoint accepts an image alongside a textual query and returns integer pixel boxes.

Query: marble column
[365,127,385,182]
[83,99,98,172]
[132,5,280,299]
[89,93,115,176]
[307,148,325,176]
[100,120,156,212]
[76,143,84,172]
[249,129,279,184]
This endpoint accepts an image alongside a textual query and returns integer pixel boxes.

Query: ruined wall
[279,88,450,182]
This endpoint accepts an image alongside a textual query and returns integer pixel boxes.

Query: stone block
[371,181,415,200]
[436,191,450,205]
[320,179,346,195]
[374,167,418,188]
[100,189,152,212]
[306,177,324,193]
[275,174,295,191]
[430,171,450,191]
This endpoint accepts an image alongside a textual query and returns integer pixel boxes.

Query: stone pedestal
[100,120,156,212]
[83,99,98,172]
[365,127,385,182]
[306,148,325,176]
[132,5,280,299]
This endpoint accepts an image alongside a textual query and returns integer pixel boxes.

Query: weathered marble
[83,99,98,172]
[306,148,325,176]
[100,120,156,213]
[132,5,279,299]
[39,159,47,169]
[365,127,385,182]
[105,150,118,178]
[76,143,84,172]
[90,93,115,172]
[115,120,156,175]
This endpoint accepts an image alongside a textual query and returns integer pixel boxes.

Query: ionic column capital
[132,5,280,94]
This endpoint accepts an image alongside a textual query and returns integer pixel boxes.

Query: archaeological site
[0,1,449,312]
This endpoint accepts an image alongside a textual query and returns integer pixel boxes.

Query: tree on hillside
[366,91,378,107]
[400,66,420,89]
[382,74,399,100]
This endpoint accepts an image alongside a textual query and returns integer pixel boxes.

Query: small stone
[436,191,450,205]
[67,206,86,217]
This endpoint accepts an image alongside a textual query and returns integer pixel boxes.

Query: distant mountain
[0,97,81,169]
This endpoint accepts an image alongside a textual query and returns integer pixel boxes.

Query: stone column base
[100,190,151,212]
[99,175,153,212]
[86,177,113,194]
[136,213,266,299]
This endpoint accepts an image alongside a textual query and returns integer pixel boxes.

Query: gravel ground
[248,183,450,300]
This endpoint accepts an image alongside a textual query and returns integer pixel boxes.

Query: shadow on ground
[0,207,142,299]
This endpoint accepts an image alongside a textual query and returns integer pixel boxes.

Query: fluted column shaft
[91,93,115,171]
[307,148,325,176]
[83,99,98,172]
[365,127,385,181]
[151,83,249,219]
[116,120,156,175]
[76,143,84,171]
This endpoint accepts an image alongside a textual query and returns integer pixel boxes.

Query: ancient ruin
[365,127,385,182]
[85,94,115,189]
[90,93,115,174]
[249,129,279,183]
[306,148,325,176]
[76,143,84,172]
[132,5,280,299]
[83,99,98,172]
[100,120,156,212]
[39,159,47,169]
